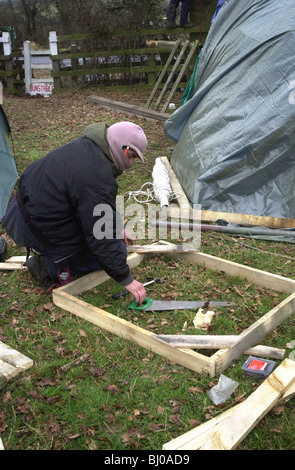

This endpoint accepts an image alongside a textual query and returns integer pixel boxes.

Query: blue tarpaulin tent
[165,0,295,220]
[0,105,18,220]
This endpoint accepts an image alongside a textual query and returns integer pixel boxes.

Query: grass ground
[1,87,295,451]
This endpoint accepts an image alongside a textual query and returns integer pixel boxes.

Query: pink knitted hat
[107,121,148,171]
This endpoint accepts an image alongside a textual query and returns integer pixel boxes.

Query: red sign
[29,83,53,96]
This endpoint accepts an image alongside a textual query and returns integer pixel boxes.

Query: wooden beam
[213,291,295,376]
[161,41,199,113]
[169,250,295,294]
[160,157,295,229]
[52,290,214,376]
[58,251,147,296]
[0,262,26,271]
[52,244,295,378]
[201,358,295,450]
[87,95,170,122]
[163,358,295,450]
[155,335,285,359]
[0,341,33,386]
[146,39,181,109]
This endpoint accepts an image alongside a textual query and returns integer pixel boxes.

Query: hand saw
[127,298,235,311]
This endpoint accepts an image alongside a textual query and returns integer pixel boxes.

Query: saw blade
[128,299,234,311]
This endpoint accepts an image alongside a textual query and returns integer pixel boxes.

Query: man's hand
[125,279,146,305]
[121,228,134,246]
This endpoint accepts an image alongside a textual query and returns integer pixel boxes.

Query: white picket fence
[0,31,58,97]
[0,32,12,55]
[23,31,58,97]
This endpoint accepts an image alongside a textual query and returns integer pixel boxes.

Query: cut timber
[161,40,199,113]
[0,255,28,271]
[52,242,295,378]
[0,341,33,386]
[163,365,295,450]
[212,291,295,375]
[154,40,190,110]
[201,358,295,450]
[160,157,295,229]
[156,335,285,359]
[87,96,169,122]
[146,39,181,109]
[0,438,4,450]
[168,249,295,294]
[52,291,214,376]
[5,256,26,263]
[0,262,26,270]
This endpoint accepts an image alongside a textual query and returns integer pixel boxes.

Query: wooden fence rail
[0,26,207,96]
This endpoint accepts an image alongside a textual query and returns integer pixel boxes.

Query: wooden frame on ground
[52,243,295,378]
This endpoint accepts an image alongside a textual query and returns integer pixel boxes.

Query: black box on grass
[242,356,276,379]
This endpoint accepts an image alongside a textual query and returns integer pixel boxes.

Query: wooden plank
[163,373,295,450]
[0,262,26,270]
[0,341,33,370]
[59,251,147,296]
[156,335,285,359]
[52,290,214,376]
[5,256,26,263]
[0,359,19,380]
[127,244,198,254]
[160,157,295,229]
[146,39,181,108]
[201,358,295,450]
[168,205,295,230]
[87,95,170,122]
[161,41,199,113]
[0,341,33,387]
[213,291,295,375]
[169,250,295,294]
[154,40,190,110]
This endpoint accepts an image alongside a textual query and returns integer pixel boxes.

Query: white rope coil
[124,158,181,206]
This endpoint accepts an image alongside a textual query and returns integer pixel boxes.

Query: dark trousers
[1,195,127,280]
[167,0,191,26]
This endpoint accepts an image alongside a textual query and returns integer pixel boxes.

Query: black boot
[0,237,7,262]
[26,254,52,287]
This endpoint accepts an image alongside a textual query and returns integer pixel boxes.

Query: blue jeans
[167,0,191,26]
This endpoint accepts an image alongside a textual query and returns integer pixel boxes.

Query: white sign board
[29,82,54,97]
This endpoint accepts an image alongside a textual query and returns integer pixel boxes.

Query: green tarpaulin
[0,105,18,220]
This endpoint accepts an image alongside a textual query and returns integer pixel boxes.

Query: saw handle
[112,289,129,300]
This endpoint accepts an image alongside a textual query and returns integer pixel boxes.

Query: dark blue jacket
[2,124,132,285]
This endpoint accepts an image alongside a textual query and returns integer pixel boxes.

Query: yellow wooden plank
[0,359,18,380]
[0,341,33,370]
[213,292,295,375]
[163,362,295,450]
[52,290,215,376]
[201,358,295,450]
[161,156,295,229]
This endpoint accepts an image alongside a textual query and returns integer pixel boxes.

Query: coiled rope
[124,158,181,206]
